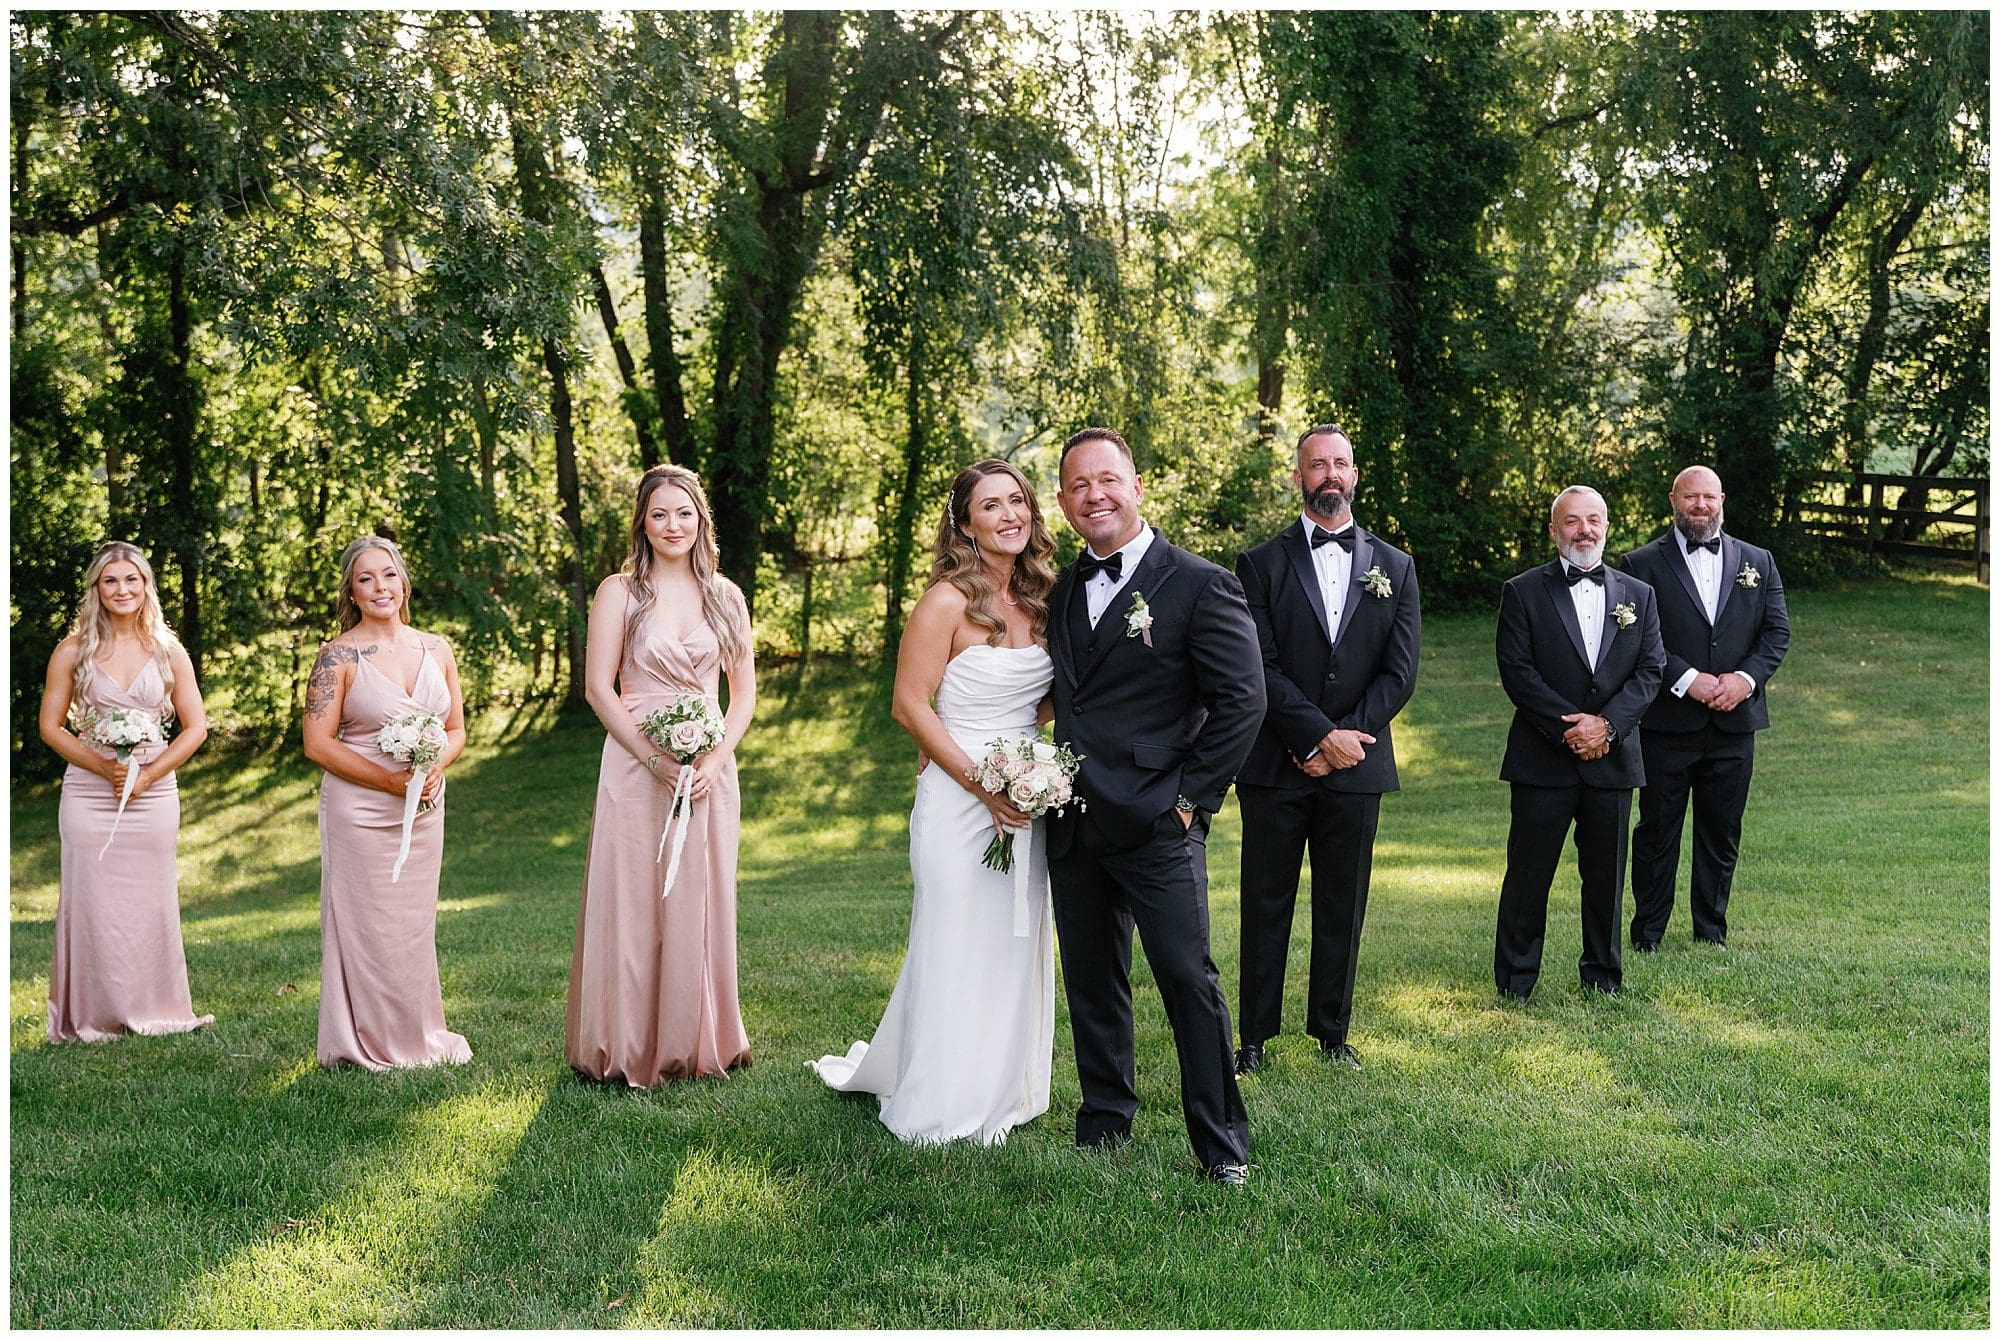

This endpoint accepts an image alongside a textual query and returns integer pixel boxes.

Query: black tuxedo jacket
[1496,560,1665,790]
[1234,522,1420,794]
[1618,530,1788,734]
[1047,529,1266,854]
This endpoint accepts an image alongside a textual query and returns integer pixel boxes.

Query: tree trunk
[638,171,694,467]
[591,261,659,465]
[166,249,203,682]
[543,336,588,707]
[883,328,928,646]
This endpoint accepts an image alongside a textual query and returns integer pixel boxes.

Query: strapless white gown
[809,643,1056,1145]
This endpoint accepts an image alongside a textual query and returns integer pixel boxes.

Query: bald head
[1669,466,1724,544]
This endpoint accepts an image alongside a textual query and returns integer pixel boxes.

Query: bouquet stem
[981,830,1015,874]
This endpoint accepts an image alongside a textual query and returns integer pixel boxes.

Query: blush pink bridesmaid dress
[316,640,471,1070]
[565,613,750,1086]
[49,659,214,1042]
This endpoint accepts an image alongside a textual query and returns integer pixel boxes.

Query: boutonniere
[1736,562,1761,589]
[1360,565,1393,599]
[1124,591,1154,646]
[1612,602,1637,629]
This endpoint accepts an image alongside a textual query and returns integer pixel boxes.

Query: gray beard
[1305,487,1350,523]
[1557,538,1604,571]
[1674,513,1722,544]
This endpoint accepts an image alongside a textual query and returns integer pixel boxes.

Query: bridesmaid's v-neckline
[356,640,431,697]
[92,657,151,694]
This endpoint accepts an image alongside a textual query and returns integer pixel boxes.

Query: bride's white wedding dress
[809,642,1055,1145]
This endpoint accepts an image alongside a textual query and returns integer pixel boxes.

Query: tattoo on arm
[306,644,360,720]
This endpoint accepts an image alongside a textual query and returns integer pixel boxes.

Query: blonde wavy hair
[622,465,751,667]
[336,535,415,632]
[928,460,1058,643]
[67,541,178,718]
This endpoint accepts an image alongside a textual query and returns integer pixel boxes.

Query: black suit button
[1325,672,1337,684]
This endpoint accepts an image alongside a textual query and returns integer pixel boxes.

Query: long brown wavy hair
[67,541,178,717]
[335,535,414,632]
[928,459,1058,643]
[622,465,751,666]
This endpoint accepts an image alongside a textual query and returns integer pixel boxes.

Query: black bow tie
[1687,535,1721,554]
[1565,563,1606,586]
[1076,551,1123,582]
[1310,526,1355,553]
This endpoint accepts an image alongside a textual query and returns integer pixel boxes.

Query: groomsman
[1618,466,1789,950]
[1231,425,1419,1074]
[1495,486,1664,999]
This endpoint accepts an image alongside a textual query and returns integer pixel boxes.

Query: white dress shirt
[1303,516,1353,644]
[1563,559,1606,671]
[1083,523,1156,627]
[1668,530,1757,698]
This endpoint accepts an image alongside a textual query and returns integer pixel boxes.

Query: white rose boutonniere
[1612,602,1637,629]
[1360,565,1393,599]
[1736,562,1761,589]
[1124,591,1154,646]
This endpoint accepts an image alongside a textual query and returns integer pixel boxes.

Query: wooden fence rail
[1783,470,1989,584]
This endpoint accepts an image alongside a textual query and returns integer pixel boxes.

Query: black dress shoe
[1694,933,1726,948]
[1078,1128,1131,1152]
[1204,1162,1249,1188]
[1319,1041,1361,1069]
[1632,940,1660,954]
[1499,987,1530,1003]
[1586,981,1621,997]
[1233,1044,1264,1076]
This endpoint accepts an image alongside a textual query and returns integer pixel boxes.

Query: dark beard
[1304,481,1350,523]
[1673,512,1721,544]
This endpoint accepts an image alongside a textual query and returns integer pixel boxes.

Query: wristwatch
[1174,794,1198,815]
[1601,718,1618,744]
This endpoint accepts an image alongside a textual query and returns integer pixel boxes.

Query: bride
[809,459,1059,1144]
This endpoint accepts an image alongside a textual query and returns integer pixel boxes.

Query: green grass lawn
[9,573,1989,1327]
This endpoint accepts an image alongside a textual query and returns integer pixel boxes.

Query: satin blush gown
[810,642,1056,1145]
[565,613,750,1085]
[316,641,471,1070]
[48,659,213,1042]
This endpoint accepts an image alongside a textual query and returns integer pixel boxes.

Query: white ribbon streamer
[658,762,697,898]
[97,750,142,860]
[390,767,426,883]
[1011,822,1033,938]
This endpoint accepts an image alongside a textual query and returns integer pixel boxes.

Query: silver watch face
[1175,797,1196,813]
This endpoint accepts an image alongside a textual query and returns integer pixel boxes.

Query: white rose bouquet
[969,736,1084,938]
[85,706,165,859]
[637,693,727,898]
[375,712,448,883]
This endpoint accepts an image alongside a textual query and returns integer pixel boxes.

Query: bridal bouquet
[376,712,448,883]
[638,694,726,898]
[970,737,1084,874]
[86,706,164,859]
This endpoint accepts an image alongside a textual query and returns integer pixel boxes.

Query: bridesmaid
[37,541,214,1042]
[567,464,755,1085]
[302,536,471,1071]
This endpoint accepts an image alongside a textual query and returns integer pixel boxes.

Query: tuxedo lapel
[1714,533,1741,624]
[1659,533,1709,625]
[1054,565,1083,687]
[1336,531,1374,646]
[1541,564,1592,670]
[1074,531,1176,692]
[1283,524,1333,643]
[1597,568,1629,666]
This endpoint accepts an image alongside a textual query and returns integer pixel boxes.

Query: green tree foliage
[10,11,1988,771]
[1621,10,1989,544]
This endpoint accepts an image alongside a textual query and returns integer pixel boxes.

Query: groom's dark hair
[1060,426,1133,469]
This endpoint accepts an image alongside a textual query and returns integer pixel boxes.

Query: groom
[1046,427,1265,1186]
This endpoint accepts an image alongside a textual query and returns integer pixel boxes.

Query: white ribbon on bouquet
[390,768,427,883]
[97,746,146,860]
[656,759,699,898]
[1010,822,1034,938]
